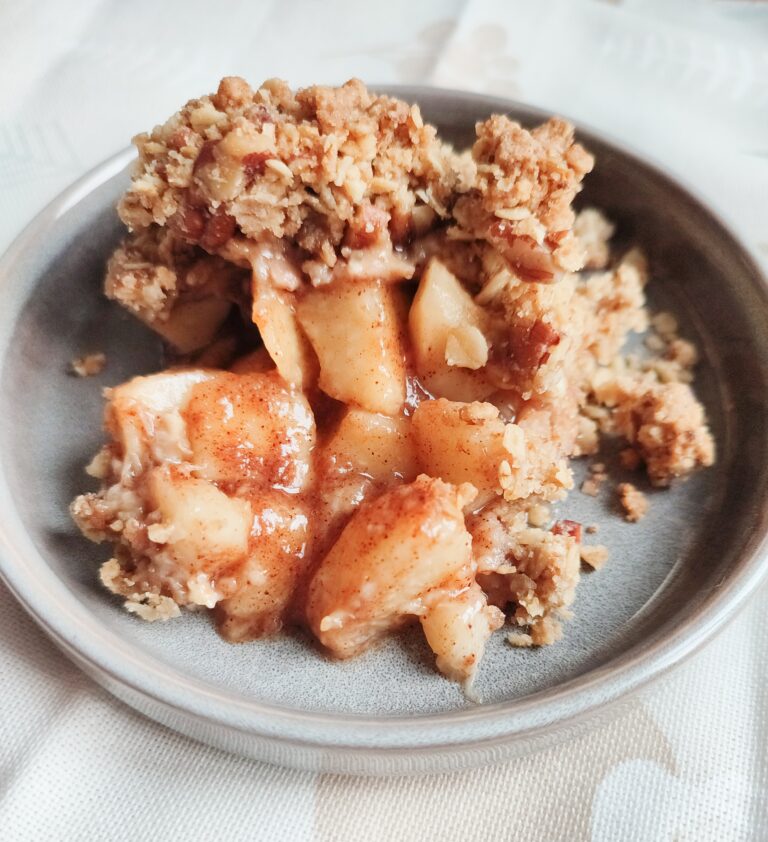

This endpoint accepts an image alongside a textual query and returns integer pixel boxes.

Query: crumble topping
[119,76,593,291]
[611,377,715,486]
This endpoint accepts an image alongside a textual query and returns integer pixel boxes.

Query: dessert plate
[1,88,767,774]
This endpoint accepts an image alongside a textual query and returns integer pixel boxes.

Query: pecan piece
[508,318,561,369]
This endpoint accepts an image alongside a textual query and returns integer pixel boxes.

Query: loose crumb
[70,352,106,377]
[612,377,715,486]
[666,337,698,368]
[574,207,614,270]
[581,476,605,497]
[124,592,182,621]
[507,631,534,648]
[581,461,608,497]
[529,616,564,645]
[586,524,599,535]
[617,482,649,522]
[580,544,609,570]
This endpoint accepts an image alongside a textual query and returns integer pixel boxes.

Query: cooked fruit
[297,281,407,415]
[306,476,476,659]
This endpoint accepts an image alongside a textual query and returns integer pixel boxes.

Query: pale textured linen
[1,1,767,839]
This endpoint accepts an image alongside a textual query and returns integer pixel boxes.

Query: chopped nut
[552,519,582,541]
[444,325,489,370]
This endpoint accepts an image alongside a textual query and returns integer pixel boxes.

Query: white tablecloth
[1,1,767,838]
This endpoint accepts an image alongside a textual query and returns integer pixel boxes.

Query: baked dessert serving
[71,78,715,688]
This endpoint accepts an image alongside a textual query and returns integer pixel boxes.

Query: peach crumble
[71,78,715,689]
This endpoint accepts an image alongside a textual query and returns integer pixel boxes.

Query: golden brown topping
[118,78,459,274]
[454,115,594,280]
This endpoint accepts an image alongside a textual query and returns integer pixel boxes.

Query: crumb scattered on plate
[618,482,649,522]
[70,352,106,377]
[580,544,609,570]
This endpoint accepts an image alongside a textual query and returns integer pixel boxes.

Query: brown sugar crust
[455,115,593,281]
[119,78,461,276]
[119,77,593,287]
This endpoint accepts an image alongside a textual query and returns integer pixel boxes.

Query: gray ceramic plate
[1,88,768,775]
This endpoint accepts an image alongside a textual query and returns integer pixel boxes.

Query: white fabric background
[1,1,767,839]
